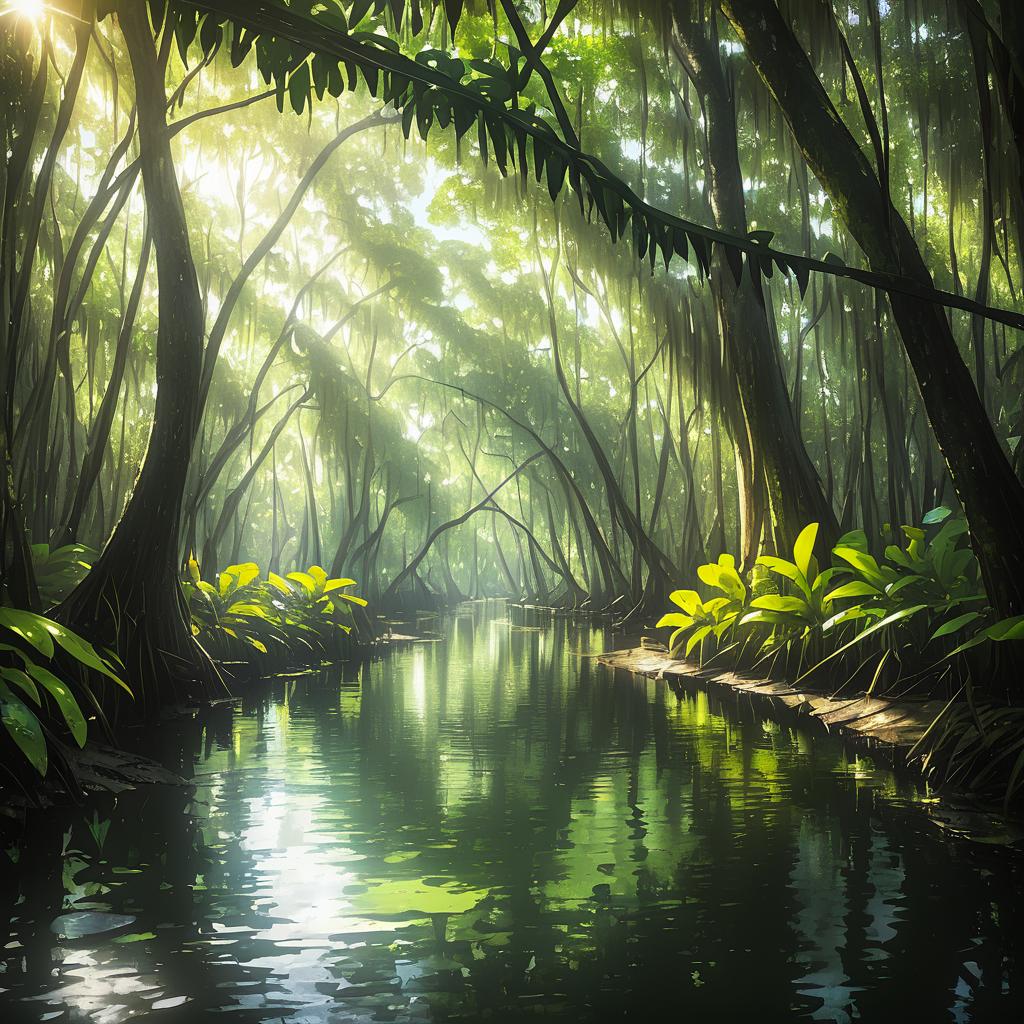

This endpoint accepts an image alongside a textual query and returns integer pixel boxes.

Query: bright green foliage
[743,523,839,636]
[0,607,128,776]
[656,511,1019,694]
[183,557,368,666]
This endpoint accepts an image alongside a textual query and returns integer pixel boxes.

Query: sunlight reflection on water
[2,603,1023,1022]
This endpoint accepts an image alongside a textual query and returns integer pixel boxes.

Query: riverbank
[599,645,943,751]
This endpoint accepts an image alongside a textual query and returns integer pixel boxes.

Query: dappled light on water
[2,607,1023,1022]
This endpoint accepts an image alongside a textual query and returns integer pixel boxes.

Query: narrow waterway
[2,604,1022,1022]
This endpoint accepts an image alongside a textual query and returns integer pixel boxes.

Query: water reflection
[2,603,1023,1021]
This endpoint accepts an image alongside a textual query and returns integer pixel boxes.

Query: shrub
[183,557,369,669]
[0,606,128,777]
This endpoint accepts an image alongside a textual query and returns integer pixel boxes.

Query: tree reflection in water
[2,604,1023,1022]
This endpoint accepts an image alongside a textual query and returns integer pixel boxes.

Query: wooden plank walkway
[598,647,944,754]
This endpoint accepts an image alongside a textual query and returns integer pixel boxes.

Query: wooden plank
[597,647,936,756]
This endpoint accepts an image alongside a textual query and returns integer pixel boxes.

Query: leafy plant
[656,554,747,657]
[654,509,1024,800]
[0,606,128,777]
[656,510,1017,691]
[743,523,839,641]
[183,557,369,668]
[30,543,97,608]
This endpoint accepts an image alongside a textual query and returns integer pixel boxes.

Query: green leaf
[799,605,928,681]
[750,595,808,615]
[0,692,47,775]
[825,581,881,602]
[686,624,712,656]
[324,578,358,592]
[930,612,983,642]
[657,613,694,630]
[26,664,87,747]
[835,528,869,552]
[922,506,953,525]
[46,623,132,696]
[832,546,888,585]
[286,571,317,595]
[226,602,272,619]
[288,60,311,115]
[756,555,810,601]
[0,667,40,704]
[268,572,293,595]
[988,615,1024,641]
[668,589,701,615]
[792,522,818,581]
[0,608,55,658]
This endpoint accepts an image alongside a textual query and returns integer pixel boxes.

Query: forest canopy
[3,0,1024,794]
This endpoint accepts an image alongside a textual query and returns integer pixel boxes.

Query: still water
[2,605,1023,1022]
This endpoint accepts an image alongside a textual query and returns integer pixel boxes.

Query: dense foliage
[2,0,1024,799]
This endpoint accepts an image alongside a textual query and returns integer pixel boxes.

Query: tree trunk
[722,0,1024,620]
[671,7,838,559]
[60,5,215,710]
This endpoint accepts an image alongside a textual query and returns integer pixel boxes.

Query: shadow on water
[2,601,1024,1022]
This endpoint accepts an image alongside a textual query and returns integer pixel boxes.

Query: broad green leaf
[697,561,744,600]
[750,595,808,615]
[792,522,818,581]
[988,615,1024,641]
[686,624,712,656]
[669,589,701,615]
[324,578,358,592]
[26,664,87,747]
[0,667,40,704]
[225,562,261,590]
[44,623,132,696]
[0,693,47,775]
[885,574,926,597]
[286,571,317,595]
[696,562,721,590]
[657,613,694,629]
[835,528,868,552]
[922,506,953,525]
[930,612,983,642]
[268,572,293,594]
[832,546,888,585]
[825,581,880,602]
[227,601,273,619]
[757,555,810,601]
[0,608,55,658]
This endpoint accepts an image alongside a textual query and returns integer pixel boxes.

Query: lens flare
[5,0,44,20]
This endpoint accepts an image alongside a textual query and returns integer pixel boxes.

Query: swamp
[2,0,1024,1020]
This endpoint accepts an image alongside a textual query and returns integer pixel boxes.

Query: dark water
[2,604,1023,1022]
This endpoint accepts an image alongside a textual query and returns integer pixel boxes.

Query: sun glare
[4,0,44,21]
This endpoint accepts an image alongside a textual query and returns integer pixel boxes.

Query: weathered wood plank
[598,647,938,755]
